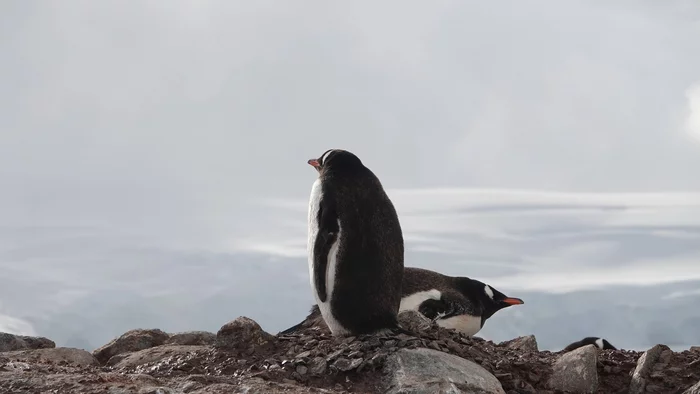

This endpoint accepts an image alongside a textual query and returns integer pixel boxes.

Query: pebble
[309,357,327,375]
[331,358,354,372]
[295,365,308,375]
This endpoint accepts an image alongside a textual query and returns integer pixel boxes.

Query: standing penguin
[307,149,404,336]
[280,266,524,337]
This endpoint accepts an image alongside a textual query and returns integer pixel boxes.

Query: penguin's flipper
[313,195,339,303]
[418,294,466,321]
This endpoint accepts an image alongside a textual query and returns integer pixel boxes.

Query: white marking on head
[320,149,336,165]
[595,338,605,349]
[399,289,442,312]
[484,285,494,300]
[437,315,482,337]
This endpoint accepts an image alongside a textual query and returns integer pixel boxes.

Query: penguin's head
[308,149,363,174]
[457,278,524,320]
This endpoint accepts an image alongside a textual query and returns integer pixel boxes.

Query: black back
[563,337,618,352]
[312,149,404,334]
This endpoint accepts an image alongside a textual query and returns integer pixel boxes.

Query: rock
[190,383,240,393]
[93,329,170,364]
[397,310,434,333]
[308,356,327,375]
[629,344,673,394]
[137,388,177,394]
[0,332,55,352]
[215,316,274,354]
[690,346,700,353]
[383,347,506,394]
[1,347,98,367]
[165,331,216,346]
[500,335,539,352]
[230,377,341,393]
[111,344,209,368]
[684,380,700,394]
[548,344,598,393]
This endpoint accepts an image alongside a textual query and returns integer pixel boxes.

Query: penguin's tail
[278,320,305,335]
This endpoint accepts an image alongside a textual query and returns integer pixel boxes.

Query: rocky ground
[1,312,699,393]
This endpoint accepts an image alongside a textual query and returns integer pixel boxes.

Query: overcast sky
[1,1,699,351]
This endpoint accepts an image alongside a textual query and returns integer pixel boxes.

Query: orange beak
[308,159,320,168]
[502,297,524,306]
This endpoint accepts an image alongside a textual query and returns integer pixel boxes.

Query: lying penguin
[563,337,617,352]
[280,266,524,337]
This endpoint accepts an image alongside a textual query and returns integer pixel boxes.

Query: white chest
[436,314,483,337]
[307,178,323,261]
[307,178,347,335]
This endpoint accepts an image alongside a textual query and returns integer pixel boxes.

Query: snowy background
[1,0,700,351]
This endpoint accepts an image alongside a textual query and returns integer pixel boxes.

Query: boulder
[500,335,539,352]
[690,346,700,353]
[111,345,209,369]
[548,344,598,393]
[165,331,216,346]
[215,317,274,354]
[684,380,700,394]
[629,344,673,394]
[1,347,98,367]
[383,347,506,394]
[0,332,55,352]
[93,329,170,364]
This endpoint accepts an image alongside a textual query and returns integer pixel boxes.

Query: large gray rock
[0,332,55,352]
[93,328,170,364]
[111,345,209,368]
[548,344,598,393]
[1,347,98,367]
[684,380,700,394]
[215,316,274,355]
[220,377,341,394]
[383,347,505,394]
[165,331,216,346]
[500,335,539,352]
[629,344,673,394]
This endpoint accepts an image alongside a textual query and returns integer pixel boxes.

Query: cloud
[242,188,700,293]
[662,288,700,300]
[0,311,35,336]
[686,83,700,142]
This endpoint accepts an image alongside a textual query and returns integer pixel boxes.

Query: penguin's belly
[436,314,482,337]
[307,178,349,336]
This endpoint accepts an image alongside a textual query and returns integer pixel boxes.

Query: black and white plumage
[306,149,404,336]
[280,266,524,337]
[563,337,617,352]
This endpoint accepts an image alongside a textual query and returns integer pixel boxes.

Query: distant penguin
[306,149,404,336]
[280,266,524,337]
[563,337,617,352]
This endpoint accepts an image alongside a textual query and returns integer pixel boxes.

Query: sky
[1,0,699,352]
